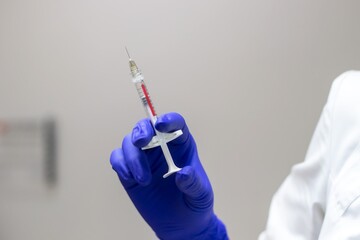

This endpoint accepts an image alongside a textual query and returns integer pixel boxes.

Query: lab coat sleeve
[258,71,355,240]
[318,71,360,239]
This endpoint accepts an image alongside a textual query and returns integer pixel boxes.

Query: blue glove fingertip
[154,116,168,132]
[132,119,154,148]
[110,148,137,188]
[123,134,152,187]
[155,112,185,133]
[175,166,195,190]
[110,148,122,172]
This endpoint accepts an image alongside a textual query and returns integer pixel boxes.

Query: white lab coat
[259,71,360,240]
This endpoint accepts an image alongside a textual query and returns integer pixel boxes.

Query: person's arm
[260,71,360,240]
[110,112,228,240]
[317,71,360,239]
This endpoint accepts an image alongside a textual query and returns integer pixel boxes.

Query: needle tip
[125,47,131,60]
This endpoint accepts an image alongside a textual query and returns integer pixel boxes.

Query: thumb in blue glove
[110,112,228,240]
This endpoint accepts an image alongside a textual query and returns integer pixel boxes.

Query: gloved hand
[110,112,228,240]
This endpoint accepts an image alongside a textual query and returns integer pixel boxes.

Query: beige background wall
[1,1,360,239]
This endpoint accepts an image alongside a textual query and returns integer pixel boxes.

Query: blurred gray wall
[1,0,360,239]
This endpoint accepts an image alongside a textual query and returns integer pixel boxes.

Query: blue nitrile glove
[110,112,228,240]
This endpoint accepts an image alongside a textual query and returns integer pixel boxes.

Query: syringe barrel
[133,76,157,124]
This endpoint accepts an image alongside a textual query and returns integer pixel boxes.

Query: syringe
[126,49,182,178]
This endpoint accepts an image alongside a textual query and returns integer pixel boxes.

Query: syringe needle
[125,47,131,60]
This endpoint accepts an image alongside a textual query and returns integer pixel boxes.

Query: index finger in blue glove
[154,112,190,145]
[131,118,154,148]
